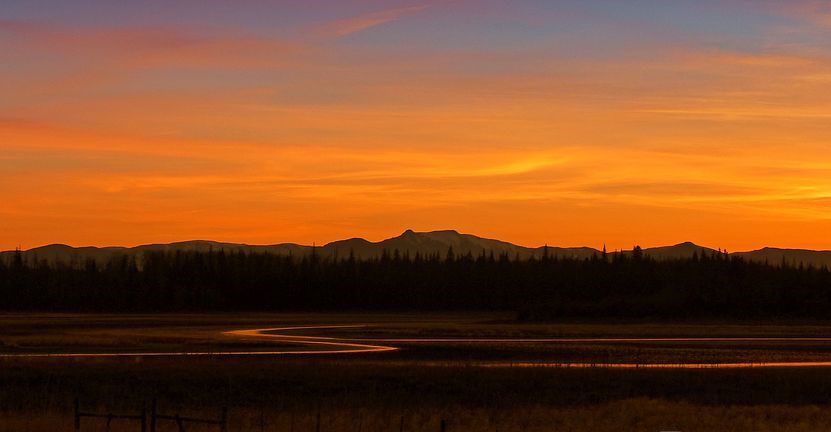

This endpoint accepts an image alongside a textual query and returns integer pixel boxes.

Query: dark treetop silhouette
[2,230,830,318]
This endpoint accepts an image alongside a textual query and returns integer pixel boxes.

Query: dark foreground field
[4,314,831,431]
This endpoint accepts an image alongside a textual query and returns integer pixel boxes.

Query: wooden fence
[74,399,146,432]
[75,399,451,431]
[74,399,227,432]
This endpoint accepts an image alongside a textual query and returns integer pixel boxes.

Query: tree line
[1,247,830,318]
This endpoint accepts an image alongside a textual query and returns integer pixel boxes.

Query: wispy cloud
[686,50,820,68]
[0,19,303,107]
[0,19,297,68]
[317,5,428,38]
[784,0,831,28]
[752,0,831,30]
[6,2,831,250]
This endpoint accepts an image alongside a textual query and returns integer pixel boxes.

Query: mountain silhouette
[640,242,719,259]
[733,247,831,268]
[3,231,831,267]
[327,230,597,260]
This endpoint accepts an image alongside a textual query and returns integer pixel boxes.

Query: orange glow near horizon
[2,1,831,252]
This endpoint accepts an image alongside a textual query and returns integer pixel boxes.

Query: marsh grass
[4,314,831,431]
[5,313,831,363]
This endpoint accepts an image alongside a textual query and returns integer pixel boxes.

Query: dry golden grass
[5,399,831,432]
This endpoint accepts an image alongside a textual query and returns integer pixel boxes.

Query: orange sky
[2,1,831,251]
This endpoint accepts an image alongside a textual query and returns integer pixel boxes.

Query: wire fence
[74,399,227,432]
[73,399,452,432]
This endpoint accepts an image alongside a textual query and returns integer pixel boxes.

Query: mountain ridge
[3,230,830,267]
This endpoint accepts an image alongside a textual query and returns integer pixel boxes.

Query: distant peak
[335,237,371,243]
[676,241,698,247]
[401,229,416,236]
[32,243,75,250]
[429,229,460,235]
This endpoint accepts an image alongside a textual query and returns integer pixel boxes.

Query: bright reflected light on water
[477,361,831,369]
[3,325,831,369]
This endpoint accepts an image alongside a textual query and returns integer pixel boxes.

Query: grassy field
[4,313,831,431]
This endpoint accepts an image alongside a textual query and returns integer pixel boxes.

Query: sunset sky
[2,1,831,251]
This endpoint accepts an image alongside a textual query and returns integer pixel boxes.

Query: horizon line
[3,229,830,255]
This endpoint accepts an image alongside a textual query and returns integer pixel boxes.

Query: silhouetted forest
[1,247,830,318]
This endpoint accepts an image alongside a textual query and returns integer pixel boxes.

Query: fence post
[440,419,446,432]
[140,403,147,432]
[150,399,157,432]
[315,406,321,432]
[259,406,264,432]
[400,415,405,432]
[174,414,185,432]
[74,399,81,432]
[220,406,228,432]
